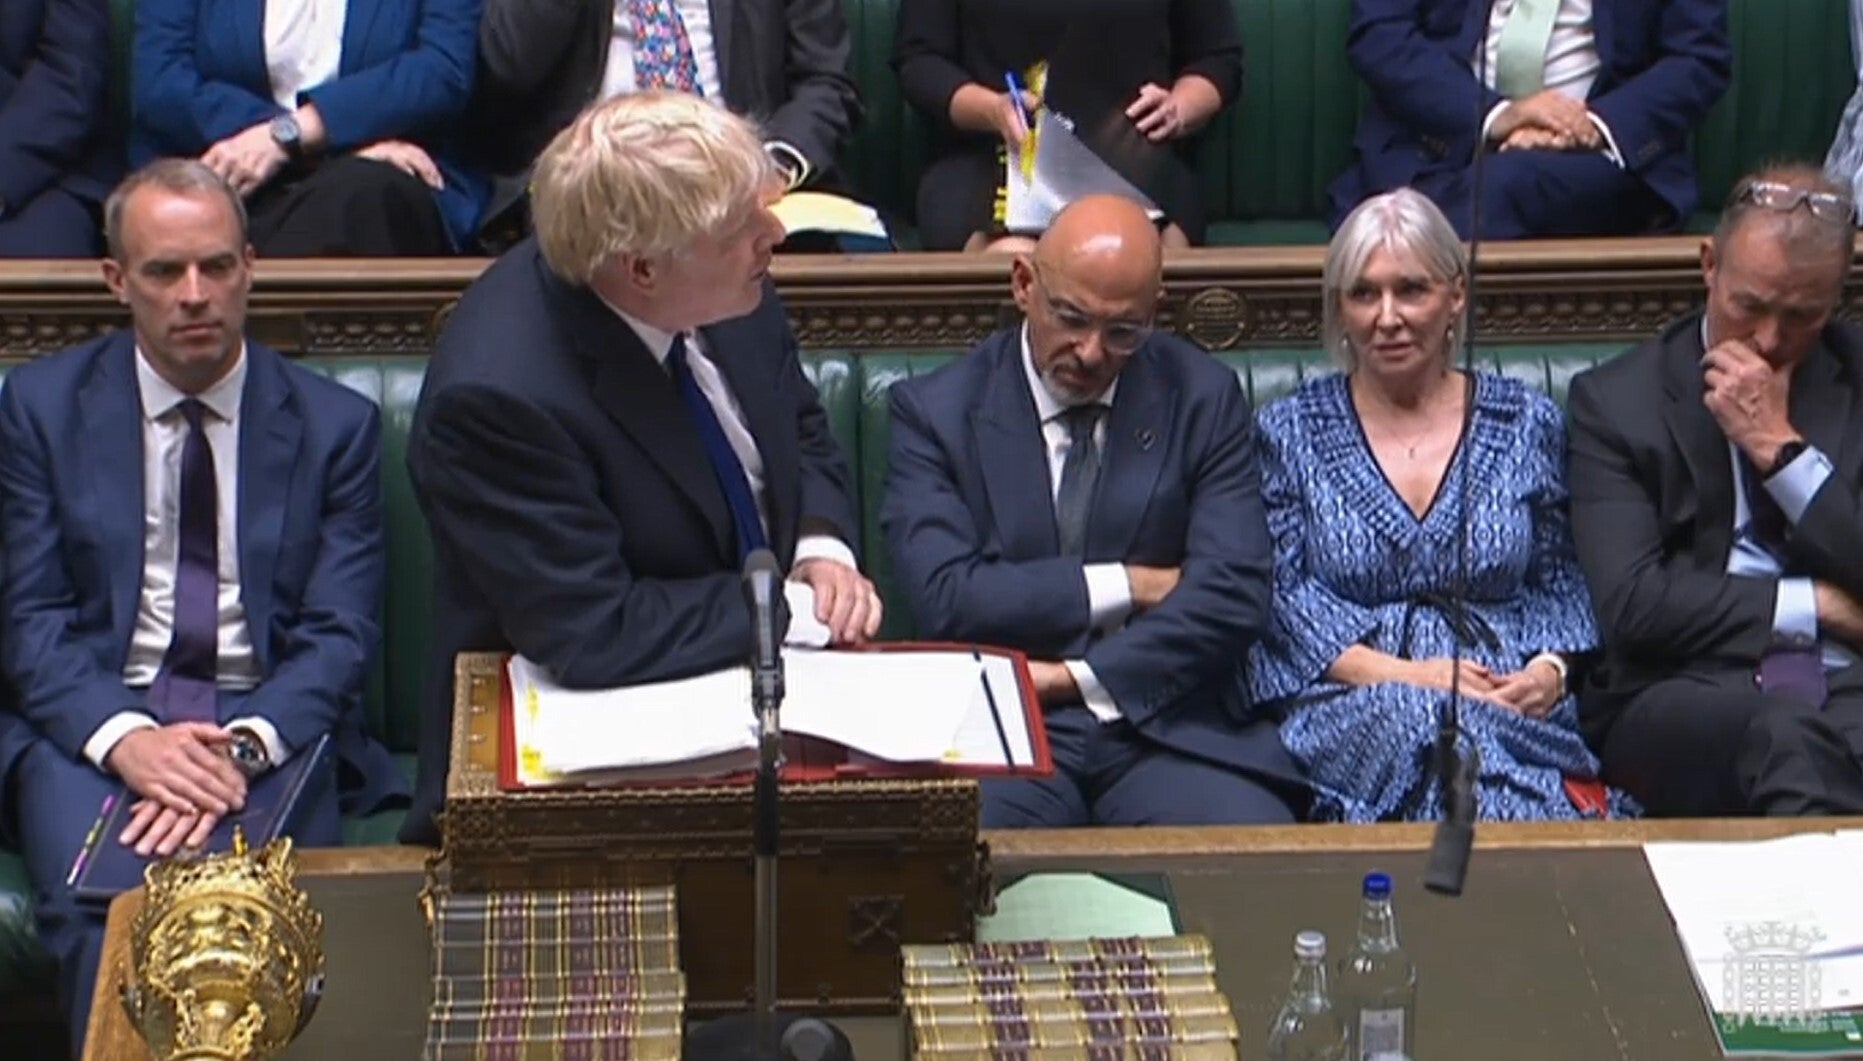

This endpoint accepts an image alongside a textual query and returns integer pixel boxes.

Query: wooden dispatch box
[439,652,993,1013]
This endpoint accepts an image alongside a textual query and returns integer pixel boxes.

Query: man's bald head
[1033,195,1165,303]
[1011,195,1164,404]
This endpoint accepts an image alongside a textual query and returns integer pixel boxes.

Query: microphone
[1425,12,1495,898]
[742,548,785,713]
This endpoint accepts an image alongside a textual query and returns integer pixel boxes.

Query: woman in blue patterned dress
[1249,188,1635,822]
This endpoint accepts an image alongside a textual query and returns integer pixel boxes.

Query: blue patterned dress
[1249,372,1637,822]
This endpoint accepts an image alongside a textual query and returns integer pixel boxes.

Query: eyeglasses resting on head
[1732,179,1858,225]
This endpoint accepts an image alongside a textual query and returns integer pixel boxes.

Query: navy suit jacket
[0,0,119,212]
[402,239,860,844]
[131,0,488,245]
[0,335,405,828]
[881,329,1299,788]
[1330,0,1730,226]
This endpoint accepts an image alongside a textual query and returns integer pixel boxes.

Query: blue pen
[1003,71,1034,136]
[973,648,1016,769]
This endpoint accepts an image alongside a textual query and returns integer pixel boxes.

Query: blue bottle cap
[1363,871,1392,899]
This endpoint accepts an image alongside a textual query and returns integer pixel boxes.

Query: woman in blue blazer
[132,0,487,254]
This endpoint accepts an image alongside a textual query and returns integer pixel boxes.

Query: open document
[1004,110,1163,235]
[1644,832,1863,1056]
[504,645,1048,788]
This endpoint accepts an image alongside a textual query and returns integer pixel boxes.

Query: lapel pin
[1136,428,1156,450]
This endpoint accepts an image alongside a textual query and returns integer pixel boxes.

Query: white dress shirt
[1019,327,1133,724]
[602,0,723,104]
[84,350,286,770]
[604,302,857,645]
[1476,0,1624,166]
[264,0,347,111]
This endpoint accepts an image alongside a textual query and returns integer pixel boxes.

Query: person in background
[132,0,487,255]
[1569,165,1863,816]
[471,0,861,245]
[1250,188,1630,822]
[0,0,119,256]
[0,160,404,1053]
[883,194,1306,827]
[1330,0,1731,239]
[893,0,1241,252]
[401,93,880,845]
[1825,0,1863,211]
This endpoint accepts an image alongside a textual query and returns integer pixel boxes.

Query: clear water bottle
[1266,930,1350,1061]
[1338,871,1418,1060]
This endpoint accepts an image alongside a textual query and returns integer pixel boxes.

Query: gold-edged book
[913,1012,1239,1052]
[909,991,1236,1026]
[904,936,1212,970]
[430,969,687,1009]
[912,1044,1239,1060]
[904,955,1216,989]
[904,971,1219,1007]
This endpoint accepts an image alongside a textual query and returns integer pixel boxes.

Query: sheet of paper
[513,657,757,776]
[1645,834,1863,1017]
[781,649,975,763]
[941,652,1035,768]
[1004,110,1162,233]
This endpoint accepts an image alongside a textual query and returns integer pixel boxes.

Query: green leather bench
[0,339,1626,1025]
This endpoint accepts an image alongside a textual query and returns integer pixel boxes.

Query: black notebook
[71,733,331,902]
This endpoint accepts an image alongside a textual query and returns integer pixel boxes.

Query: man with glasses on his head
[1568,164,1863,817]
[880,194,1307,828]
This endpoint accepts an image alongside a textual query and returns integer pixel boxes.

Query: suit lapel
[1589,0,1616,76]
[699,321,795,561]
[1792,329,1858,478]
[237,347,300,670]
[340,0,387,71]
[1662,319,1731,562]
[1459,0,1496,55]
[1087,348,1172,560]
[972,337,1058,559]
[77,338,146,651]
[707,0,740,99]
[560,280,735,562]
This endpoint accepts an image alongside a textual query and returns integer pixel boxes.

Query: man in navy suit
[0,0,119,256]
[881,195,1306,828]
[1329,0,1731,239]
[401,92,880,845]
[0,159,404,1050]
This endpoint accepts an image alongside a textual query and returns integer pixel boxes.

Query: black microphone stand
[1424,22,1494,899]
[685,550,853,1061]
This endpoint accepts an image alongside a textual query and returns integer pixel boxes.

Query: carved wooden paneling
[1,239,1857,358]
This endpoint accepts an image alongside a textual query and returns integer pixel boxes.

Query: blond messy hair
[532,92,776,284]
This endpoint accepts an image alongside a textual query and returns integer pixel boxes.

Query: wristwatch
[269,113,303,160]
[1766,438,1809,478]
[226,727,272,779]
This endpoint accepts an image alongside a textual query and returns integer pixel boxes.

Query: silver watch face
[230,734,267,773]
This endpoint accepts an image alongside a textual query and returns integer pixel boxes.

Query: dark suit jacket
[0,334,405,826]
[1330,0,1730,227]
[131,0,488,245]
[474,0,859,215]
[1567,314,1863,739]
[880,328,1298,787]
[402,238,859,843]
[0,0,118,214]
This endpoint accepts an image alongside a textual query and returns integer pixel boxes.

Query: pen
[1003,71,1033,136]
[974,648,1016,769]
[65,790,119,887]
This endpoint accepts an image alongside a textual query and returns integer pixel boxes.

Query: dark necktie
[149,399,219,723]
[667,334,768,561]
[1054,404,1105,558]
[1741,455,1828,706]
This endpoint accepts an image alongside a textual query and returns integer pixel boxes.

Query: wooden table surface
[85,819,1859,1060]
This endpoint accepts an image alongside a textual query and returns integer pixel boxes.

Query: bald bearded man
[880,195,1308,827]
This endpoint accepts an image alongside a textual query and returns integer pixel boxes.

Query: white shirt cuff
[781,580,831,648]
[1765,445,1834,525]
[225,716,291,768]
[765,141,811,190]
[84,712,159,771]
[1065,660,1121,724]
[1479,101,1509,147]
[1773,577,1821,649]
[1587,113,1625,168]
[792,534,856,571]
[1083,563,1134,631]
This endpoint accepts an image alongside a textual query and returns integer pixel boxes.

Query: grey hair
[1714,163,1855,285]
[1322,188,1469,369]
[103,159,249,261]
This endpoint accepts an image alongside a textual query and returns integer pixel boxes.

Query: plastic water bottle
[1338,872,1418,1060]
[1266,930,1349,1061]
